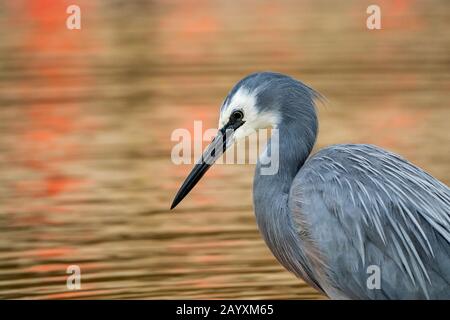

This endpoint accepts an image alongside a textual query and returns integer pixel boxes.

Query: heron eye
[231,110,244,122]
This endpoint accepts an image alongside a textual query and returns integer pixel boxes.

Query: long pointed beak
[170,120,244,210]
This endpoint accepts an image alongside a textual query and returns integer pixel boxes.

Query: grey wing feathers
[289,144,450,299]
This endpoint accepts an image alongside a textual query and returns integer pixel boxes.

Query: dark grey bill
[170,119,244,210]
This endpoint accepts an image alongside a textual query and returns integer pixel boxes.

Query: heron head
[217,87,279,143]
[171,72,318,209]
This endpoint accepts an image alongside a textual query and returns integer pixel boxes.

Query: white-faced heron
[171,72,450,299]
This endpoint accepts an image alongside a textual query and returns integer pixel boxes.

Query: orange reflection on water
[6,0,93,205]
[4,0,97,295]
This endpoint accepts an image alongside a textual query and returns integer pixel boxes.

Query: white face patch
[218,86,279,142]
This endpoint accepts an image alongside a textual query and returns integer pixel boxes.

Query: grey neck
[252,116,320,288]
[254,117,316,210]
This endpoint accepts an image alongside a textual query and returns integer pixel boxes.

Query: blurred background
[0,0,448,299]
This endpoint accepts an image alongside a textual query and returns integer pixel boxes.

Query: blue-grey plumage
[171,72,450,299]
